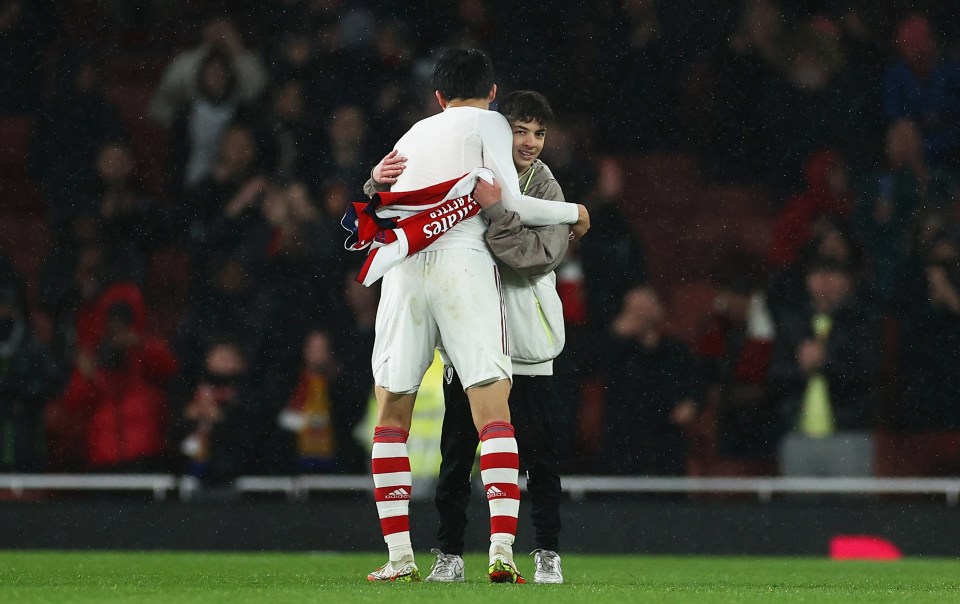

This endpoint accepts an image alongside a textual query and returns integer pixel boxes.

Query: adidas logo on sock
[486,485,507,498]
[385,487,410,500]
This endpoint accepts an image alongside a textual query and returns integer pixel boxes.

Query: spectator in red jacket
[768,149,854,270]
[63,283,178,471]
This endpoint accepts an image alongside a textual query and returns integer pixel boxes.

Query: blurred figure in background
[325,272,378,474]
[883,14,960,168]
[179,339,273,484]
[182,122,265,257]
[894,223,960,437]
[314,104,376,195]
[93,140,161,283]
[601,285,700,475]
[695,251,777,471]
[0,280,54,472]
[257,79,323,187]
[35,217,144,389]
[767,149,854,272]
[767,215,867,325]
[856,119,959,306]
[578,156,649,334]
[172,253,273,386]
[150,15,266,129]
[62,283,178,472]
[278,329,343,473]
[167,47,254,193]
[29,52,127,230]
[769,258,878,477]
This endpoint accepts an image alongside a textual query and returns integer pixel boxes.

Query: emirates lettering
[422,204,475,239]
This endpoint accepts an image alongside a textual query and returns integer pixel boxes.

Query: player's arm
[476,175,589,241]
[480,177,570,278]
[478,113,579,226]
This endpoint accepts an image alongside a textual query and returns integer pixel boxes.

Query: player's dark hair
[499,90,555,127]
[431,47,495,101]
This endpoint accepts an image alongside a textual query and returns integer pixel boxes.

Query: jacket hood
[78,282,149,349]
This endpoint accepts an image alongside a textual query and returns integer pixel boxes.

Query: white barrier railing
[2,474,960,504]
[0,474,178,501]
[558,476,960,505]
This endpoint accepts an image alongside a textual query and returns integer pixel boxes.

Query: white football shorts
[372,248,512,393]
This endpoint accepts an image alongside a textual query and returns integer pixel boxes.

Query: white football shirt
[385,106,579,252]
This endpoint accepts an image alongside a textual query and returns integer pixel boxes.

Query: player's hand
[473,177,502,209]
[571,204,590,241]
[372,150,406,185]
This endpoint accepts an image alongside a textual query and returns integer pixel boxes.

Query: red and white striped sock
[372,426,413,562]
[479,421,520,552]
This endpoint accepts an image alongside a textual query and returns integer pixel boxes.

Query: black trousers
[435,370,562,554]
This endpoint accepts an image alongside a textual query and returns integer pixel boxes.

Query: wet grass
[2,551,960,603]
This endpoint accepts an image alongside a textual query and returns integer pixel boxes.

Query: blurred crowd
[0,0,959,483]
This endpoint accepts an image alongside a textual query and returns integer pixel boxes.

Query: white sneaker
[366,559,421,582]
[425,548,465,582]
[533,549,563,584]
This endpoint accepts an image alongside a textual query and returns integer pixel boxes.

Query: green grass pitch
[2,551,960,603]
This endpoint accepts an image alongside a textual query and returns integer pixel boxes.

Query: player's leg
[426,367,475,582]
[465,377,527,584]
[511,375,564,584]
[427,249,522,582]
[466,383,525,583]
[368,259,438,582]
[370,391,416,561]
